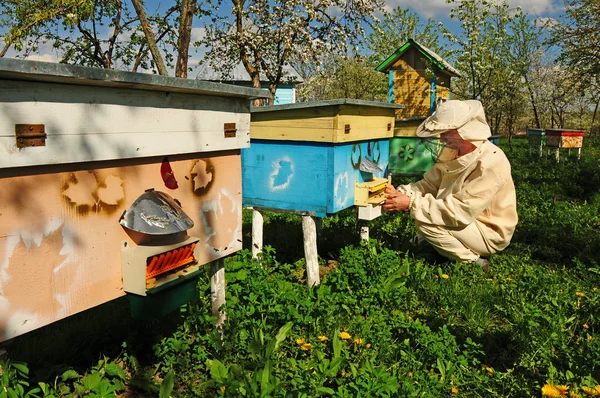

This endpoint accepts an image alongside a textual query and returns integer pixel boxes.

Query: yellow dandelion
[595,385,600,394]
[506,277,513,281]
[584,323,590,329]
[484,366,494,374]
[442,274,449,279]
[312,370,317,374]
[587,335,594,342]
[486,278,493,282]
[407,371,413,377]
[339,331,352,340]
[301,343,312,351]
[366,343,371,349]
[451,387,458,394]
[296,338,305,345]
[581,386,598,396]
[556,386,570,395]
[576,292,586,297]
[354,338,363,345]
[542,384,563,398]
[318,335,328,342]
[220,386,226,393]
[594,287,598,291]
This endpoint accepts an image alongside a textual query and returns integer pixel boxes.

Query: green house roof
[376,38,461,78]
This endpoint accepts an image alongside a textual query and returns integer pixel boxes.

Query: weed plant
[4,136,600,397]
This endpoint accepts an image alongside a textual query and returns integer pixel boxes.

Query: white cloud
[382,0,561,19]
[191,27,206,43]
[25,53,59,63]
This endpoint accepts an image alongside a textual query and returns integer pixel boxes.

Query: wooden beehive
[243,99,399,216]
[0,58,267,340]
[376,39,461,120]
[377,40,461,176]
[545,129,585,149]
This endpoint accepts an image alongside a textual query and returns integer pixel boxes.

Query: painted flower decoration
[398,144,415,162]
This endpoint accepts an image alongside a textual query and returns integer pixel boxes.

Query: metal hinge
[224,123,237,138]
[15,124,46,148]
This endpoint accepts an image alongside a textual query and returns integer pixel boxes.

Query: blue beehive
[243,99,399,217]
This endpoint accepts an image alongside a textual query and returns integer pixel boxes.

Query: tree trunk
[175,0,195,78]
[592,98,600,136]
[524,76,541,128]
[131,0,169,76]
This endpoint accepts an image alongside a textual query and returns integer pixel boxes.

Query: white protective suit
[398,100,518,262]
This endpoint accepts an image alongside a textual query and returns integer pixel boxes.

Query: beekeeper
[383,100,518,271]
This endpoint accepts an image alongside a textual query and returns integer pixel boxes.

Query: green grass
[4,136,600,397]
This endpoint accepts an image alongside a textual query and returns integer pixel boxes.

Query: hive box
[545,128,585,149]
[243,99,398,217]
[0,58,266,341]
[389,118,435,176]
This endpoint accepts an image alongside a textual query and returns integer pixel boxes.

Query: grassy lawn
[4,136,600,397]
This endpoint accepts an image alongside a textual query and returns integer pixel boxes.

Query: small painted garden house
[376,39,461,176]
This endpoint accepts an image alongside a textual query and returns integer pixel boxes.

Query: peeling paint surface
[0,153,241,342]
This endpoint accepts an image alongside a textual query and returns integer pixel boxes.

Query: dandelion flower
[318,335,328,342]
[442,274,449,279]
[451,387,458,394]
[354,338,363,345]
[587,335,594,342]
[484,366,494,374]
[486,278,493,282]
[556,385,569,395]
[542,384,563,397]
[584,323,589,329]
[296,338,305,345]
[339,331,352,340]
[366,343,371,349]
[576,292,586,297]
[581,386,598,396]
[506,277,513,281]
[312,370,317,374]
[301,343,312,351]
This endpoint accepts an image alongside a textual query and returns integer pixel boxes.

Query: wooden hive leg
[251,208,264,261]
[555,148,560,163]
[302,214,320,287]
[578,147,582,160]
[210,258,226,330]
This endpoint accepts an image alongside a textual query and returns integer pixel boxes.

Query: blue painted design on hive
[270,158,294,190]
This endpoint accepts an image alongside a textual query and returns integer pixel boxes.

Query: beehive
[243,99,398,216]
[0,58,267,339]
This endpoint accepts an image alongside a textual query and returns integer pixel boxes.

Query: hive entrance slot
[146,242,197,279]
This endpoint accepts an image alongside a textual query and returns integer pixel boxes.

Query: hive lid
[120,189,194,235]
[0,57,268,99]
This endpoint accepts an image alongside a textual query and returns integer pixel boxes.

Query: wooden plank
[250,103,396,143]
[394,119,424,137]
[0,79,250,168]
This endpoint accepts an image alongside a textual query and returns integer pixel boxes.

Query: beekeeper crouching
[383,100,518,271]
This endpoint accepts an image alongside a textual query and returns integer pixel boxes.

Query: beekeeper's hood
[416,100,491,143]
